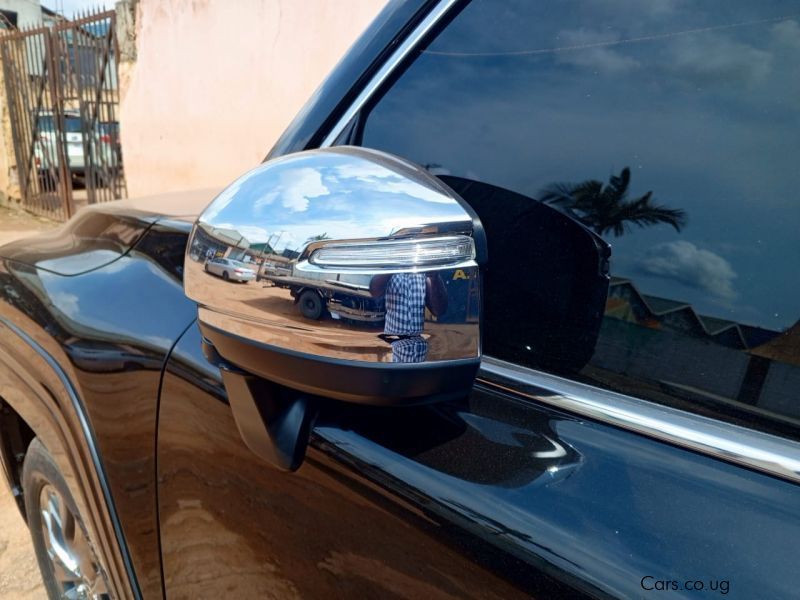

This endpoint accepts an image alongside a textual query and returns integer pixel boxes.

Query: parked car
[1,1,799,599]
[34,111,119,185]
[203,257,256,282]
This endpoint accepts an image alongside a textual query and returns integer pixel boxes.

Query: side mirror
[185,146,486,468]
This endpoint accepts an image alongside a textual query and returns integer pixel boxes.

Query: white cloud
[593,0,682,16]
[666,34,772,86]
[556,30,640,74]
[772,19,800,49]
[333,162,392,181]
[333,163,455,204]
[254,167,329,213]
[51,291,80,318]
[637,240,737,301]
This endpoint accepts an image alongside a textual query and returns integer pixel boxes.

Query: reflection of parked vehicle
[265,266,385,322]
[204,257,255,282]
[292,283,385,322]
[34,111,119,183]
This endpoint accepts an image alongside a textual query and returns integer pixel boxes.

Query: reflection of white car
[204,258,256,283]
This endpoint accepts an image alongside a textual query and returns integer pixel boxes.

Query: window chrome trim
[479,357,800,485]
[320,0,462,147]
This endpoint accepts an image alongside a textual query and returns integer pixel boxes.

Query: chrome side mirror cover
[185,146,486,406]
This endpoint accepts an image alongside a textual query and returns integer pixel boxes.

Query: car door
[157,1,800,598]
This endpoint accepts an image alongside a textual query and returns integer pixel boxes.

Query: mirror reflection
[185,147,482,365]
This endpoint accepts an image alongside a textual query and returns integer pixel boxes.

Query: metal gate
[0,9,126,221]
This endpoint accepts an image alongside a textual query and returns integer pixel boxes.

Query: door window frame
[315,0,800,485]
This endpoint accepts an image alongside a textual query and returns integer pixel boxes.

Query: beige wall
[120,0,386,197]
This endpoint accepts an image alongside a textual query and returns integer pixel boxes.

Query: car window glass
[36,116,54,131]
[64,117,82,133]
[355,0,800,440]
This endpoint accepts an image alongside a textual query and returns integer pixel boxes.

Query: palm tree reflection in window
[439,168,687,375]
[539,167,687,237]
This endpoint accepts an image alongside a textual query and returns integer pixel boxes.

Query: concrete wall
[120,0,386,198]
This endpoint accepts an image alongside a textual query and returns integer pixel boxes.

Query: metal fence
[0,9,126,221]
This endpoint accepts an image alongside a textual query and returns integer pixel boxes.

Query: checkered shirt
[384,273,426,335]
[391,336,428,363]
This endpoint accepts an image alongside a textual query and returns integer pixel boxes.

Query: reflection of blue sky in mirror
[361,0,800,330]
[200,152,471,254]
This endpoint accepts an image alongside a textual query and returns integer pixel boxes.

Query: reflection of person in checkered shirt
[384,273,426,334]
[370,273,447,362]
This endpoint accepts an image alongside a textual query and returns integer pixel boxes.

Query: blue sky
[201,151,472,255]
[47,0,111,17]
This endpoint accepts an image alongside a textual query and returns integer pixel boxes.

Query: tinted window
[356,0,800,439]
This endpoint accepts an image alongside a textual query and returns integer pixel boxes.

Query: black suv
[1,1,799,598]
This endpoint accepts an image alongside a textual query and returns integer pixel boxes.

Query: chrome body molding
[321,0,462,147]
[479,357,800,485]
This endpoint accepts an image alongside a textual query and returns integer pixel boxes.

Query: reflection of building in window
[604,278,777,350]
[594,277,800,423]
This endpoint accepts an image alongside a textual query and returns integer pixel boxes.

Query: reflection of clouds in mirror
[637,241,737,302]
[200,153,470,248]
[254,167,329,214]
[331,161,452,203]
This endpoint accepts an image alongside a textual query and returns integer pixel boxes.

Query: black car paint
[0,214,198,598]
[0,1,798,599]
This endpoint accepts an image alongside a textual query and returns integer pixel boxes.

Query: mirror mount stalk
[217,360,318,471]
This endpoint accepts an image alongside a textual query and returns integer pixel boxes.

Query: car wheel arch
[0,317,141,599]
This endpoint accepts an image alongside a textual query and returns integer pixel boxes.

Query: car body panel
[0,204,205,599]
[159,322,800,599]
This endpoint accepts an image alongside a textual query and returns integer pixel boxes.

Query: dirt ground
[0,486,44,599]
[0,207,54,599]
[0,206,59,247]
